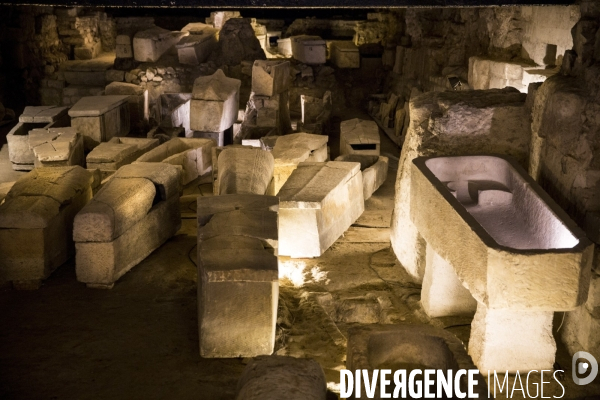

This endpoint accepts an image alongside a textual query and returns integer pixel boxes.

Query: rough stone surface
[290,35,326,65]
[278,161,364,258]
[335,155,388,200]
[236,356,326,400]
[330,41,360,69]
[133,27,188,62]
[86,137,159,175]
[104,82,149,131]
[340,118,380,156]
[209,18,265,66]
[251,60,291,97]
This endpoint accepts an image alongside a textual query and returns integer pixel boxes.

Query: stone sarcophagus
[74,163,181,289]
[278,161,364,258]
[410,155,593,372]
[190,69,241,133]
[86,137,159,178]
[197,194,279,358]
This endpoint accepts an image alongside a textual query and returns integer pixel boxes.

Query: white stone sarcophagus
[410,155,593,372]
[278,161,364,258]
[290,35,326,65]
[74,163,181,289]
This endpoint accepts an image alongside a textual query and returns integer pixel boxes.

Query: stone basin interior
[367,331,459,371]
[424,155,579,250]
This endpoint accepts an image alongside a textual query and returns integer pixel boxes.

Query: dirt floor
[1,113,600,399]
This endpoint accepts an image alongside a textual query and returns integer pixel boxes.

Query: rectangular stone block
[331,41,360,69]
[290,35,326,65]
[30,127,85,169]
[69,95,131,149]
[105,82,149,130]
[278,161,365,258]
[86,137,159,175]
[133,27,188,62]
[176,26,218,65]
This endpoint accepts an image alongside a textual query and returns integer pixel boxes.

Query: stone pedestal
[421,244,477,318]
[190,69,241,132]
[69,95,131,150]
[278,161,364,258]
[469,302,556,372]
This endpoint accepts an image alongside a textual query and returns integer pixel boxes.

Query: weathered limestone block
[74,163,181,289]
[421,244,477,318]
[271,133,328,195]
[30,127,85,169]
[251,60,291,97]
[86,137,159,177]
[469,302,556,372]
[240,92,292,139]
[277,38,292,57]
[236,356,327,400]
[197,193,278,358]
[468,56,542,93]
[62,55,114,86]
[7,107,71,171]
[104,82,149,130]
[340,118,380,156]
[301,91,331,125]
[330,41,360,69]
[216,147,274,195]
[133,27,188,62]
[390,89,532,282]
[291,35,326,65]
[160,93,192,136]
[278,161,364,258]
[176,23,218,65]
[190,69,241,132]
[135,137,215,185]
[347,325,488,399]
[69,95,131,150]
[335,155,388,200]
[0,167,95,289]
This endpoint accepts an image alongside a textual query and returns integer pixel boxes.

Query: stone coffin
[216,146,274,195]
[74,163,181,289]
[104,82,149,131]
[271,133,328,195]
[86,137,159,178]
[30,127,85,169]
[160,93,192,136]
[251,60,291,97]
[236,356,327,400]
[197,194,278,358]
[330,41,360,69]
[335,155,388,200]
[190,69,241,132]
[7,106,71,171]
[346,325,488,399]
[290,35,326,65]
[69,95,131,150]
[0,167,95,289]
[411,155,593,372]
[135,137,215,186]
[133,27,188,62]
[176,23,218,65]
[278,161,364,258]
[339,118,380,156]
[277,38,292,57]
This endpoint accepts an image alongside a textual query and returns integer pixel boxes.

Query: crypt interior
[0,1,599,399]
